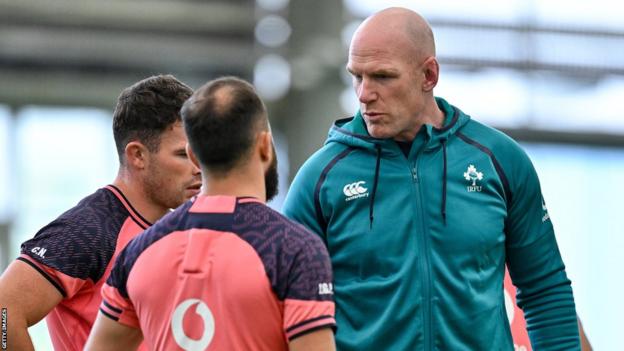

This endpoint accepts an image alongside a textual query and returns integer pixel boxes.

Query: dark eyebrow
[346,66,399,77]
[372,68,399,76]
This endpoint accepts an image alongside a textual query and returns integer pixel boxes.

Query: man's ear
[186,143,201,170]
[257,131,273,165]
[124,141,149,170]
[421,56,439,92]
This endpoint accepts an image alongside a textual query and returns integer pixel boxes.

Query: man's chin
[364,123,387,138]
[185,188,201,198]
[368,129,390,139]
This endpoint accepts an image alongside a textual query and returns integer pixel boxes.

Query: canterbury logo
[343,181,369,201]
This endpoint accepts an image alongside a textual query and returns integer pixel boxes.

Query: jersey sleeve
[19,217,116,298]
[502,144,580,350]
[99,245,140,329]
[282,225,336,341]
[100,283,140,328]
[16,254,87,299]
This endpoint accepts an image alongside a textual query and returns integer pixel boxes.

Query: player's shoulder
[19,187,130,280]
[297,142,351,179]
[238,201,320,238]
[460,119,517,147]
[458,119,538,194]
[459,119,529,162]
[124,200,194,257]
[30,187,126,240]
[252,203,326,252]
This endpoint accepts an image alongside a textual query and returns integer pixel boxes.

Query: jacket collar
[327,97,469,153]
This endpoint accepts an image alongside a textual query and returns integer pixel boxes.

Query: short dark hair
[181,76,267,174]
[113,74,193,163]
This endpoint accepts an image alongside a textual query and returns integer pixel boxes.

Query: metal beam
[0,0,257,108]
[0,25,254,72]
[429,18,624,38]
[500,127,624,148]
[0,0,254,35]
[439,58,624,78]
[0,69,247,109]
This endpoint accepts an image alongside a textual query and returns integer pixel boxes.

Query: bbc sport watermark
[1,307,6,350]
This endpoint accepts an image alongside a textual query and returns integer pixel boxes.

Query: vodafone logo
[343,181,369,201]
[171,299,215,351]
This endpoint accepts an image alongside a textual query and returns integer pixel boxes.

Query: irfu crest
[463,165,484,192]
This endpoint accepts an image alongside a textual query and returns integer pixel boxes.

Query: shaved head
[351,7,435,60]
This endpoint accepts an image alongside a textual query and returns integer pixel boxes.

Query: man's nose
[357,78,376,103]
[191,163,201,176]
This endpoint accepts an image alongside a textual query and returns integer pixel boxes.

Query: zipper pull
[411,167,418,182]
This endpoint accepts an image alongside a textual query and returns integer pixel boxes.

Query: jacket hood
[326,97,470,152]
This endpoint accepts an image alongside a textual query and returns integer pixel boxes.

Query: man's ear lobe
[186,143,201,169]
[125,141,148,169]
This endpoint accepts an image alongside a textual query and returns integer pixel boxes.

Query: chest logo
[171,299,215,351]
[463,165,484,192]
[343,181,369,201]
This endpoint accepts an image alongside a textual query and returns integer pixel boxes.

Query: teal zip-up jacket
[283,97,580,350]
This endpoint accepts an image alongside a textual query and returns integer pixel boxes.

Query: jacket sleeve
[503,145,580,350]
[283,156,327,239]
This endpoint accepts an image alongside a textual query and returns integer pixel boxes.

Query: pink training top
[101,195,336,351]
[18,185,151,351]
[504,269,532,350]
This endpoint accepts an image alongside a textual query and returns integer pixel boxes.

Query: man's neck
[199,166,266,202]
[421,97,446,129]
[112,174,167,224]
[394,98,446,141]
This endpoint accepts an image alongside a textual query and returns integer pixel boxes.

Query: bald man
[283,7,581,350]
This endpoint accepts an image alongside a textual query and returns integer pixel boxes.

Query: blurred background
[0,0,622,349]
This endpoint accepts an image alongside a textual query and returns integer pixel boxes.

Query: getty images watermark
[1,307,6,350]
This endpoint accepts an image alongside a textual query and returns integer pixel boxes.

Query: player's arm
[281,224,336,351]
[0,260,63,351]
[282,155,327,238]
[289,328,336,351]
[84,312,143,351]
[504,145,579,349]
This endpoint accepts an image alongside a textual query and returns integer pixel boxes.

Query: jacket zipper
[412,152,434,350]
